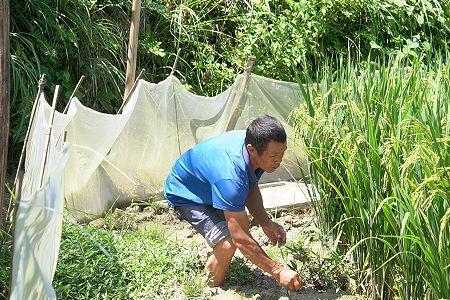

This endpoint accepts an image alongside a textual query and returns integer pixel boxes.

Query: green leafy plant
[292,52,450,299]
[282,232,354,293]
[54,221,207,299]
[10,0,450,170]
[0,238,11,300]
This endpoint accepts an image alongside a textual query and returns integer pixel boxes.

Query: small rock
[143,206,155,214]
[127,205,140,212]
[89,218,106,228]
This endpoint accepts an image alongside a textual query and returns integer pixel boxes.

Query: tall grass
[292,53,450,299]
[9,0,450,169]
[9,0,129,166]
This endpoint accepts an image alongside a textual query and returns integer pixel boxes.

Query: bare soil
[112,204,363,300]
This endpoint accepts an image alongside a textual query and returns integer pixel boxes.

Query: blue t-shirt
[163,130,264,212]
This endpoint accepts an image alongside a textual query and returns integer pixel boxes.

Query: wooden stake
[170,48,181,76]
[12,75,46,190]
[123,0,141,100]
[0,0,10,235]
[117,68,145,114]
[39,85,60,188]
[63,75,85,114]
[225,57,255,131]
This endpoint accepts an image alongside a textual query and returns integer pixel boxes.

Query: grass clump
[53,222,129,299]
[226,257,255,286]
[54,221,206,299]
[283,234,354,293]
[0,239,11,300]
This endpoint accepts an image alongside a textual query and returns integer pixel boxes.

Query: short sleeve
[211,179,247,212]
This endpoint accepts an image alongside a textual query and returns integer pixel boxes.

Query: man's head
[245,115,287,173]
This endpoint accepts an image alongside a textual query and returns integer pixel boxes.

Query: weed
[281,233,354,293]
[227,257,255,286]
[0,239,11,300]
[148,201,169,215]
[54,221,206,299]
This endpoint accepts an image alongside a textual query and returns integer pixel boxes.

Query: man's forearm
[232,233,282,276]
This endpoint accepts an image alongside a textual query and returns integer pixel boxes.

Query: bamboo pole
[117,68,145,114]
[8,75,46,222]
[225,57,255,131]
[12,75,46,190]
[123,0,141,100]
[0,0,10,235]
[39,85,60,188]
[170,48,181,76]
[63,75,85,114]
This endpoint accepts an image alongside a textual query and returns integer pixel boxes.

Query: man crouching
[163,115,302,291]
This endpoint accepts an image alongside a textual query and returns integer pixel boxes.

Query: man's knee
[214,236,236,258]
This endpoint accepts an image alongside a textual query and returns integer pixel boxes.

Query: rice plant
[292,52,450,299]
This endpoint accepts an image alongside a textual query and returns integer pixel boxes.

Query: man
[163,115,302,291]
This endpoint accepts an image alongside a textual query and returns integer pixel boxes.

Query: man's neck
[248,152,259,171]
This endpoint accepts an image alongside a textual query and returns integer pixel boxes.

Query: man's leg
[205,236,237,286]
[174,205,235,286]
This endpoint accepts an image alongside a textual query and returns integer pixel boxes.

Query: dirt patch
[113,204,362,300]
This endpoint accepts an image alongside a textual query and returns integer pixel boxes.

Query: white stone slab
[158,181,314,211]
[259,181,313,210]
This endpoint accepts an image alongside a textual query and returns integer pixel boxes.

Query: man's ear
[246,144,257,155]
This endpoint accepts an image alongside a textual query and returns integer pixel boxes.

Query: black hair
[245,115,286,153]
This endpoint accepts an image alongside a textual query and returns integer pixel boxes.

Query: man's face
[247,140,287,173]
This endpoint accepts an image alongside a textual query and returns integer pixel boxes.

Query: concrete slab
[157,181,314,211]
[259,181,314,210]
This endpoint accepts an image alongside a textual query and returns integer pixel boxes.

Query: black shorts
[174,205,230,248]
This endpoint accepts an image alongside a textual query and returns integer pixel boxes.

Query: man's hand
[274,267,302,291]
[262,220,286,246]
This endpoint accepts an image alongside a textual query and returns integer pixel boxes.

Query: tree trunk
[0,0,10,234]
[123,0,141,100]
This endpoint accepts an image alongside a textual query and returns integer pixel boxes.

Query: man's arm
[245,185,271,227]
[224,210,301,290]
[245,185,286,246]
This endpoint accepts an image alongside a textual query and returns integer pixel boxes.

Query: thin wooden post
[39,85,60,188]
[7,75,46,223]
[123,0,141,100]
[225,57,255,131]
[117,68,145,114]
[12,75,46,190]
[170,48,181,76]
[63,75,85,114]
[0,0,10,235]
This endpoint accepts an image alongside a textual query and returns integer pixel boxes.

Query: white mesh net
[10,74,307,299]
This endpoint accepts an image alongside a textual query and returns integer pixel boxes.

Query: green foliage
[54,222,129,299]
[291,52,450,299]
[9,0,129,167]
[235,0,450,81]
[54,221,206,299]
[283,234,353,293]
[226,257,255,286]
[147,201,170,215]
[0,240,11,300]
[9,0,450,170]
[102,208,139,232]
